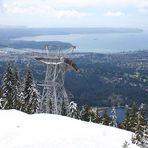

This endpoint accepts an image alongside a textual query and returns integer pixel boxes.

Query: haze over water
[17,31,148,53]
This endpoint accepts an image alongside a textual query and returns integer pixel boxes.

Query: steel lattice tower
[35,45,79,114]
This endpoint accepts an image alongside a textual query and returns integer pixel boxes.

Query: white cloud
[1,0,148,15]
[139,7,148,13]
[0,0,148,27]
[138,1,148,13]
[2,0,148,9]
[46,0,148,7]
[2,0,93,18]
[57,10,93,18]
[104,11,125,17]
[54,0,99,7]
[0,0,4,11]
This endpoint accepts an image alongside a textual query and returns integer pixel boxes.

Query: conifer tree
[69,101,78,119]
[80,106,96,122]
[0,88,4,109]
[132,103,147,147]
[109,106,118,127]
[22,64,40,114]
[1,63,16,109]
[12,64,21,110]
[48,99,53,114]
[121,105,131,130]
[129,103,138,132]
[80,106,90,121]
[0,97,5,109]
[17,91,25,111]
[142,124,148,148]
[94,108,102,124]
[102,110,111,125]
[61,99,67,116]
[0,88,2,98]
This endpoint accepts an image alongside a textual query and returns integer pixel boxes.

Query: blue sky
[0,0,148,28]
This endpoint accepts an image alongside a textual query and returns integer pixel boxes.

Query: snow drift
[0,110,138,148]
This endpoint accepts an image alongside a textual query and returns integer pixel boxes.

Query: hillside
[65,51,148,106]
[0,51,148,107]
[0,110,138,148]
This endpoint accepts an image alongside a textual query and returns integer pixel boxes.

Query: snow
[0,110,139,148]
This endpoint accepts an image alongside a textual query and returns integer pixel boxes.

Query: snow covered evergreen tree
[80,106,96,122]
[69,101,78,119]
[12,64,22,110]
[80,106,90,121]
[121,105,131,130]
[128,103,138,132]
[22,64,40,114]
[0,97,5,109]
[16,91,25,111]
[1,63,16,109]
[93,108,102,124]
[132,103,147,147]
[0,88,4,109]
[109,106,118,127]
[142,124,148,148]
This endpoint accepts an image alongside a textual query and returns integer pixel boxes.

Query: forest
[0,62,147,147]
[0,50,148,107]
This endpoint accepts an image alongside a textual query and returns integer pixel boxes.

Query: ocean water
[17,31,148,53]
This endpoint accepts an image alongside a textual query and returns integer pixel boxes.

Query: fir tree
[61,99,68,116]
[102,110,111,126]
[109,106,118,127]
[0,88,4,109]
[121,105,131,130]
[1,63,16,109]
[142,124,148,148]
[0,97,5,109]
[61,97,70,116]
[129,103,138,132]
[94,108,102,124]
[48,99,53,114]
[80,106,96,122]
[0,88,2,98]
[17,91,25,111]
[80,106,90,121]
[12,64,21,110]
[69,101,78,119]
[132,103,147,147]
[22,64,40,114]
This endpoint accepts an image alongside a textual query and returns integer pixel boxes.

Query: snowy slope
[0,110,138,148]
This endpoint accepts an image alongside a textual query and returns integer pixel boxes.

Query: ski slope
[0,110,138,148]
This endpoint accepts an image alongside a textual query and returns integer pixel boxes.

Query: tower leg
[53,64,58,114]
[40,63,69,115]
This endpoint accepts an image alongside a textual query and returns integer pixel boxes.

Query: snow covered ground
[0,110,138,148]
